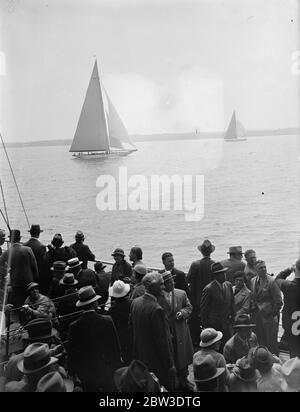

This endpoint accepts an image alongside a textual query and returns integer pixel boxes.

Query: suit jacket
[0,243,38,288]
[130,293,174,384]
[68,310,121,386]
[200,280,235,331]
[187,257,215,309]
[250,275,282,318]
[162,288,193,370]
[276,269,300,333]
[23,237,49,293]
[233,284,251,317]
[70,242,95,269]
[223,332,258,364]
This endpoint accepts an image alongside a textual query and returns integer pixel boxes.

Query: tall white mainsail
[224,111,246,140]
[70,61,109,152]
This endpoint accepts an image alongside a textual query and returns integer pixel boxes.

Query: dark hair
[161,252,173,262]
[131,246,143,260]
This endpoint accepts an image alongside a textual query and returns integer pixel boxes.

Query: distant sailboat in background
[224,111,247,142]
[70,60,137,159]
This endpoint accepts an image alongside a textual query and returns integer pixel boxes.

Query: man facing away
[23,225,48,295]
[70,231,95,270]
[221,246,245,284]
[129,272,176,391]
[0,230,39,308]
[187,240,215,346]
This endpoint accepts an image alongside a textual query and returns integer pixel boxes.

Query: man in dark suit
[129,272,176,391]
[70,231,95,270]
[187,240,215,346]
[221,246,246,284]
[68,286,121,392]
[0,230,39,307]
[160,252,189,295]
[23,225,49,295]
[200,262,235,350]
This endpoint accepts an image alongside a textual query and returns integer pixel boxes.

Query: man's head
[66,258,82,274]
[162,271,175,293]
[51,234,64,248]
[142,272,165,297]
[133,264,147,283]
[198,240,215,257]
[129,246,143,262]
[233,271,246,291]
[255,260,267,277]
[75,230,85,242]
[161,252,174,271]
[227,246,243,261]
[9,229,21,244]
[111,248,125,263]
[0,229,6,246]
[233,314,255,339]
[29,224,43,238]
[94,261,106,273]
[26,282,40,300]
[76,285,101,309]
[211,262,227,284]
[244,249,257,267]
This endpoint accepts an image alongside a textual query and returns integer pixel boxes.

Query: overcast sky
[0,0,299,142]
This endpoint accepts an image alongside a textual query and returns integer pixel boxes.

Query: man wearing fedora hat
[0,229,39,308]
[94,261,110,308]
[46,234,77,269]
[48,261,67,300]
[223,314,258,364]
[159,271,194,391]
[200,262,235,350]
[221,246,246,284]
[108,280,132,364]
[5,342,60,392]
[160,252,189,295]
[23,282,56,324]
[253,346,286,392]
[70,231,95,270]
[228,357,258,392]
[68,285,121,391]
[36,370,74,392]
[187,240,215,346]
[111,248,133,285]
[276,259,300,357]
[188,354,225,392]
[23,225,49,295]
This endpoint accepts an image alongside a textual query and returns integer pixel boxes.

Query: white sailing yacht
[70,60,137,159]
[224,111,247,142]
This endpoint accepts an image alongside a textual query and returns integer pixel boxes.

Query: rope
[0,132,30,229]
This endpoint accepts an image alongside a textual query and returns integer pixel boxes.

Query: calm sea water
[0,135,299,274]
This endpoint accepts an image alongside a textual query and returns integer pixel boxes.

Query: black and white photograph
[0,0,299,396]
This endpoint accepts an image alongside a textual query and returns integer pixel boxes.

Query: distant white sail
[70,61,109,152]
[224,111,246,140]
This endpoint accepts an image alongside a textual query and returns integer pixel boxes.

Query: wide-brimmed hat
[232,357,257,382]
[18,343,58,374]
[59,272,78,286]
[133,264,147,276]
[36,371,74,392]
[233,314,256,329]
[25,319,55,342]
[188,354,225,384]
[111,248,125,257]
[114,360,161,392]
[51,233,64,247]
[28,224,43,234]
[75,230,84,240]
[200,328,223,347]
[26,282,39,293]
[66,257,83,270]
[253,346,274,373]
[198,239,215,255]
[50,261,67,272]
[109,280,131,298]
[211,262,228,275]
[162,271,176,283]
[76,285,101,307]
[282,357,300,390]
[9,229,22,241]
[227,246,243,255]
